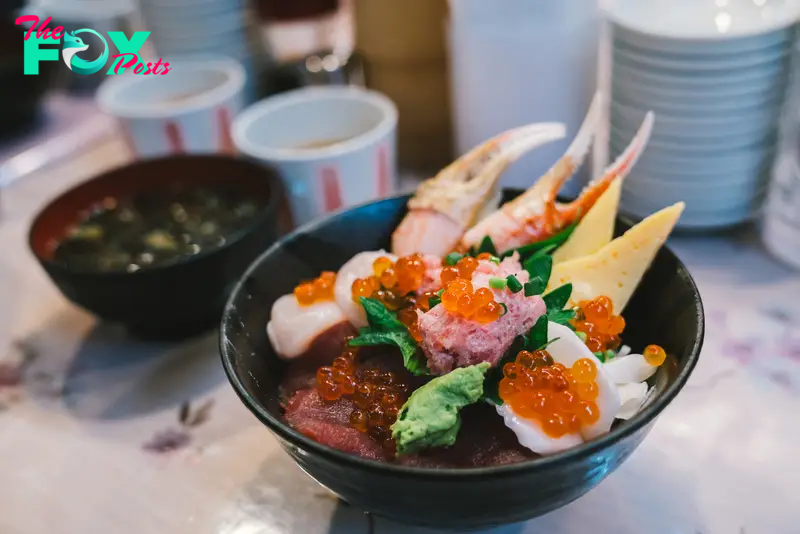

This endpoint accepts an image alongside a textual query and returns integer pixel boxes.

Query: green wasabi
[391,363,490,455]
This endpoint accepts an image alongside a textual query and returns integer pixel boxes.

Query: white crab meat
[616,382,649,420]
[497,322,622,455]
[266,295,348,360]
[604,353,659,385]
[334,250,398,328]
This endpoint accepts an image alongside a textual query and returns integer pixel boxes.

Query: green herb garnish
[543,283,572,311]
[524,277,547,296]
[349,297,429,375]
[506,275,523,293]
[489,255,501,265]
[489,277,507,290]
[523,254,553,285]
[444,252,463,266]
[499,221,578,259]
[477,236,498,256]
[499,302,508,316]
[547,309,577,329]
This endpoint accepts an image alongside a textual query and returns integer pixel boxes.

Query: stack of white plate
[606,0,800,229]
[137,0,259,98]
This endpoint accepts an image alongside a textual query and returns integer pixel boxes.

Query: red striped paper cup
[232,87,398,226]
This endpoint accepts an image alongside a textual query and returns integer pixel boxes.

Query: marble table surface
[1,137,799,534]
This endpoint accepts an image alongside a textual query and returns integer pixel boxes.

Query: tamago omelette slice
[547,202,684,312]
[552,177,622,264]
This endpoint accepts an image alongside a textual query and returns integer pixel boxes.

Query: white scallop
[266,294,347,359]
[616,382,649,420]
[545,322,621,440]
[496,403,584,455]
[495,322,623,454]
[604,353,659,385]
[333,250,398,328]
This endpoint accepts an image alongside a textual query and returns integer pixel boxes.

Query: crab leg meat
[391,123,566,257]
[461,96,654,254]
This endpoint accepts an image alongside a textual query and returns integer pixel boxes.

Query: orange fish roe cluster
[315,339,408,447]
[643,344,667,366]
[573,295,626,353]
[440,256,503,324]
[351,254,427,310]
[316,338,358,401]
[499,351,601,438]
[349,369,408,448]
[294,271,336,306]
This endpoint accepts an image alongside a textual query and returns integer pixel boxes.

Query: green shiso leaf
[350,297,429,375]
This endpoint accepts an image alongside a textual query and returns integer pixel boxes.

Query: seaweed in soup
[54,185,263,272]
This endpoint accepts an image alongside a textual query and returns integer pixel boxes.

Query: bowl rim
[28,154,283,277]
[220,192,705,478]
[96,56,246,119]
[231,86,399,162]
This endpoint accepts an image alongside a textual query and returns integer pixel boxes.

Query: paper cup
[233,87,398,225]
[96,56,246,158]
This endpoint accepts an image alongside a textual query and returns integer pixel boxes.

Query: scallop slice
[604,353,659,384]
[496,403,584,455]
[334,250,398,328]
[267,294,348,360]
[545,322,621,440]
[616,382,649,420]
[496,322,622,455]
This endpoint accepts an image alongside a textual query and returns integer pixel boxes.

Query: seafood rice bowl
[221,93,704,527]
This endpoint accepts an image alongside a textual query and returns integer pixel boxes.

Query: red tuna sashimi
[284,388,388,461]
[417,255,546,375]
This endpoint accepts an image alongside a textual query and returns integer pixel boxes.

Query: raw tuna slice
[284,388,388,461]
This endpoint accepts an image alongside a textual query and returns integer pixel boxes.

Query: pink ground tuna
[417,255,546,375]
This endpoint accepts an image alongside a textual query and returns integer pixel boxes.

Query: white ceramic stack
[136,0,259,99]
[762,38,800,270]
[606,0,800,229]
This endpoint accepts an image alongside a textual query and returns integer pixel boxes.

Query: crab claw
[391,122,566,257]
[461,95,654,254]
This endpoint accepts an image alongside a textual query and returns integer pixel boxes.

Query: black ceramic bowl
[220,191,704,529]
[30,155,283,340]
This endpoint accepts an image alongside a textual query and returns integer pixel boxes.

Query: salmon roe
[351,254,435,341]
[315,340,408,448]
[643,344,667,366]
[573,295,626,353]
[498,351,601,438]
[440,256,503,324]
[294,271,336,306]
[351,254,427,310]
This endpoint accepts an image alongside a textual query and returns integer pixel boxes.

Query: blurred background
[3,0,800,242]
